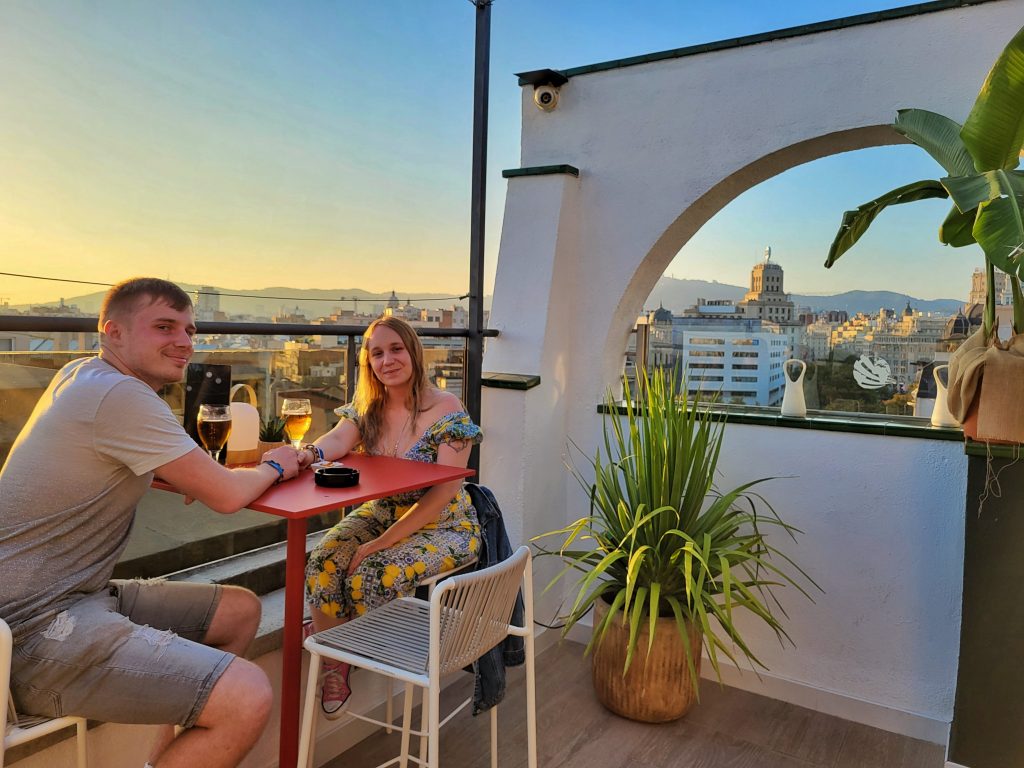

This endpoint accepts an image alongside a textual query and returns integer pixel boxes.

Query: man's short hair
[98,278,193,331]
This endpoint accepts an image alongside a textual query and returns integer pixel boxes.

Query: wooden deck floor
[325,641,945,768]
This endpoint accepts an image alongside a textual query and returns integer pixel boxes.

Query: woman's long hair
[353,315,432,454]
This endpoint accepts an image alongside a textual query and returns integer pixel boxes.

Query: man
[0,278,301,768]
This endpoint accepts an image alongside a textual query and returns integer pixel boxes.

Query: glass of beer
[281,398,312,449]
[197,404,232,462]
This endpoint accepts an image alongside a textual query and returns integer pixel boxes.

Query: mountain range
[646,276,965,316]
[15,277,967,319]
[15,285,471,318]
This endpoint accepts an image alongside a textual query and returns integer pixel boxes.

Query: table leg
[279,517,307,768]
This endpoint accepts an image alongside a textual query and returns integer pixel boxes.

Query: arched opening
[623,128,983,416]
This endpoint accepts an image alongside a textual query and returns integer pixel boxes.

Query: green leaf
[972,184,1024,277]
[588,591,627,657]
[942,170,1024,213]
[939,204,978,247]
[893,109,975,176]
[624,586,648,674]
[961,25,1024,172]
[648,582,661,657]
[942,173,1003,213]
[825,181,949,268]
[665,595,701,699]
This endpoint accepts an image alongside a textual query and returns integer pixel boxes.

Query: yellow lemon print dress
[304,409,482,619]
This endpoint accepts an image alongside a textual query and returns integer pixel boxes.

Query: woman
[299,315,481,717]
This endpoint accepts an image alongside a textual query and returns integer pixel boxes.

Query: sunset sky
[0,1,991,307]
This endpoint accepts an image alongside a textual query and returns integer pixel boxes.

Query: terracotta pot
[591,597,702,723]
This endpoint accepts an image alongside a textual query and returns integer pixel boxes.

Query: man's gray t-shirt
[0,356,197,641]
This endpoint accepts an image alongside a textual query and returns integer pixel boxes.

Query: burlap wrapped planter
[591,598,702,723]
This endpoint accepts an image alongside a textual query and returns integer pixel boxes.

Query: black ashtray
[314,466,360,488]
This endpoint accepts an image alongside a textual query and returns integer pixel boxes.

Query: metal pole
[346,335,358,402]
[467,0,491,474]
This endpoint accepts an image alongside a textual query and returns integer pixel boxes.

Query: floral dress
[304,407,482,620]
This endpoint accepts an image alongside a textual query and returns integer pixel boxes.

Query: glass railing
[0,321,475,577]
[627,317,965,420]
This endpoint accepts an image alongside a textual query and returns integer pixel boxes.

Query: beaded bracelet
[303,444,324,464]
[262,459,285,484]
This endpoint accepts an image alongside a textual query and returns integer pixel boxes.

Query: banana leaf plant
[532,367,818,693]
[825,25,1024,336]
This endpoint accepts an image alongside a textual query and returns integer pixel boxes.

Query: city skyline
[1,1,989,305]
[3,266,975,317]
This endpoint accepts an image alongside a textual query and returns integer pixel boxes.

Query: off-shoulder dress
[304,407,482,620]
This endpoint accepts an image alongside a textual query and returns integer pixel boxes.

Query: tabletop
[152,452,475,517]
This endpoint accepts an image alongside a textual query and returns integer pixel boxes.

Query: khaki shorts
[10,580,234,728]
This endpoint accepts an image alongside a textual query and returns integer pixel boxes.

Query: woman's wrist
[303,444,324,463]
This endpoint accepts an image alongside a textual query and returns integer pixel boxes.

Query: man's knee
[205,586,261,651]
[198,658,272,730]
[220,585,261,623]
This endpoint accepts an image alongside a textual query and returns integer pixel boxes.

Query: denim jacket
[466,483,526,714]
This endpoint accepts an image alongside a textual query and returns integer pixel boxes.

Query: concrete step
[114,509,340,579]
[163,529,326,596]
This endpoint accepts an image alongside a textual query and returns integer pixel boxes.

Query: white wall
[709,423,966,741]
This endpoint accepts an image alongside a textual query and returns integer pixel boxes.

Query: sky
[0,0,993,307]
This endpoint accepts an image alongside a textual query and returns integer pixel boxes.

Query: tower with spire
[738,246,794,322]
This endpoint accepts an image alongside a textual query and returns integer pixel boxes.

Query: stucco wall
[709,423,966,739]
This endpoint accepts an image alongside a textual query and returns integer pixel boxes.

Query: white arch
[484,0,1022,524]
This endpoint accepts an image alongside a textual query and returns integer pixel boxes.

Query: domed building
[650,302,673,325]
[738,246,795,323]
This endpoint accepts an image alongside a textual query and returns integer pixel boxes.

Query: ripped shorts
[10,579,234,728]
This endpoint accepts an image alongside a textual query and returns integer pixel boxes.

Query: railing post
[346,334,358,402]
[467,0,491,475]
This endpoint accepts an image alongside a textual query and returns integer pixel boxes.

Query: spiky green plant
[533,367,818,692]
[259,415,286,442]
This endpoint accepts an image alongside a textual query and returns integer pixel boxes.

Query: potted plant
[823,25,1024,442]
[259,414,287,454]
[534,367,817,722]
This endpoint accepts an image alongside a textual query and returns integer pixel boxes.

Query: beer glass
[281,398,312,448]
[197,404,232,462]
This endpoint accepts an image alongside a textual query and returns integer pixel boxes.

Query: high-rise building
[677,318,787,406]
[739,246,795,323]
[194,287,220,321]
[968,268,1014,306]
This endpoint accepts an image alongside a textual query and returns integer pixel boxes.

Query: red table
[155,453,474,768]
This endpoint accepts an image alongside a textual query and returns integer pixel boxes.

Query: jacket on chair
[466,483,526,714]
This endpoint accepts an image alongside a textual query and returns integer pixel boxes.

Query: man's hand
[262,445,301,481]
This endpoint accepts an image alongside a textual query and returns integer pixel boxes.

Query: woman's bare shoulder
[421,388,465,417]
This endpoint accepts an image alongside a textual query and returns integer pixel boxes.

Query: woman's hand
[297,445,318,470]
[347,539,382,575]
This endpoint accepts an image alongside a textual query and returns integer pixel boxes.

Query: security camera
[533,85,559,111]
[517,68,568,112]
